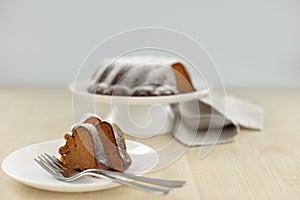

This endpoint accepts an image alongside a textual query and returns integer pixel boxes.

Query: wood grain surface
[0,88,299,200]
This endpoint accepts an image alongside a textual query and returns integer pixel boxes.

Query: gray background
[1,0,299,87]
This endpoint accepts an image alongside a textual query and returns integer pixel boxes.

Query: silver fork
[34,153,185,195]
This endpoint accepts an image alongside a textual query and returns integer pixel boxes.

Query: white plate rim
[1,139,158,192]
[69,80,209,105]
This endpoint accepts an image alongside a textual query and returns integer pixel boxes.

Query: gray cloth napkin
[173,93,264,146]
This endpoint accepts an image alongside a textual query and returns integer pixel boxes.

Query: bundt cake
[58,113,132,172]
[88,56,195,96]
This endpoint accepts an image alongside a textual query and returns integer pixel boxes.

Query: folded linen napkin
[173,93,264,146]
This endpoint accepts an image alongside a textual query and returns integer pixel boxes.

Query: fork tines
[34,153,185,195]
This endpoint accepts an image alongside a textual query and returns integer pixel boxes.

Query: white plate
[70,80,209,105]
[1,139,159,192]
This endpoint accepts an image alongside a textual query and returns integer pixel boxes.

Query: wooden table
[1,88,300,199]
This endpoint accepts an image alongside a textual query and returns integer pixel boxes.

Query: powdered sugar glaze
[89,56,188,96]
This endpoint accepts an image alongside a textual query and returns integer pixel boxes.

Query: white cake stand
[70,80,209,138]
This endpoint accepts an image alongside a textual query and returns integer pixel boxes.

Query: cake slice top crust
[79,113,102,125]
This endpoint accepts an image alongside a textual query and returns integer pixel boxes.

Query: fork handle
[86,172,170,195]
[95,169,186,188]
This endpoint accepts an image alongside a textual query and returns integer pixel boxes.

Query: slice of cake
[58,113,132,172]
[88,56,195,96]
